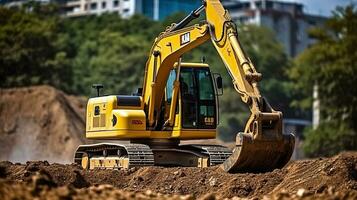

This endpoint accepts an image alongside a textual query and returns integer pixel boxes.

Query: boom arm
[142,23,210,127]
[205,0,286,141]
[143,0,277,137]
[142,0,295,172]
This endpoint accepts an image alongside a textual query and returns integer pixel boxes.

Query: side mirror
[213,73,223,96]
[216,76,223,89]
[132,87,143,96]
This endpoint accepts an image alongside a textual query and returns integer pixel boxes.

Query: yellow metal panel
[86,130,150,139]
[86,96,117,132]
[173,129,216,140]
[175,62,209,68]
[112,109,146,130]
[86,129,215,140]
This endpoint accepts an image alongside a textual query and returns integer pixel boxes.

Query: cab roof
[173,62,209,68]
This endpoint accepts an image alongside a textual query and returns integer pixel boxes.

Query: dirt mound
[1,152,356,199]
[273,152,357,193]
[0,86,356,199]
[0,85,87,163]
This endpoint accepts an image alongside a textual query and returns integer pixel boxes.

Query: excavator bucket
[222,132,295,173]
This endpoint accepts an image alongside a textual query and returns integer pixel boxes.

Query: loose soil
[0,152,356,199]
[0,86,356,199]
[0,86,87,163]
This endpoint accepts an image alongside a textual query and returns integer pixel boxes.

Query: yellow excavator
[74,0,295,173]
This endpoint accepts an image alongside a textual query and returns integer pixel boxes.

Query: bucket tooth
[221,132,295,173]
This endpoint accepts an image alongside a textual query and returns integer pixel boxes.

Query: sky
[283,0,356,16]
[0,0,355,17]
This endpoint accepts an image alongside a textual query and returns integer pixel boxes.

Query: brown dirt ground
[0,85,87,163]
[0,152,356,199]
[0,85,356,199]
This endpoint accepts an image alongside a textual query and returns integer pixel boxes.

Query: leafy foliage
[303,121,356,157]
[62,14,157,95]
[0,6,291,141]
[238,25,291,115]
[289,5,357,156]
[0,7,72,91]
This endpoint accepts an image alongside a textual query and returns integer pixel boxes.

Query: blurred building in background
[135,0,201,21]
[223,0,326,57]
[59,0,328,57]
[64,0,139,18]
[0,0,140,18]
[0,0,327,54]
[0,0,52,8]
[63,0,201,19]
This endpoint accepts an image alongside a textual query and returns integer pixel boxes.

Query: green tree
[60,13,157,95]
[239,25,291,114]
[72,30,150,95]
[0,7,72,91]
[289,5,357,157]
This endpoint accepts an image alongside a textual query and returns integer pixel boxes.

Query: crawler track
[74,142,232,169]
[74,143,154,169]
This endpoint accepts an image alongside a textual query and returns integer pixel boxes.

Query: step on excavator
[74,0,295,173]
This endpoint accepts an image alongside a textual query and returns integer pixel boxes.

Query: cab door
[180,68,198,128]
[180,68,216,129]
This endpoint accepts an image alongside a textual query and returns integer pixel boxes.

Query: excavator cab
[165,64,218,130]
